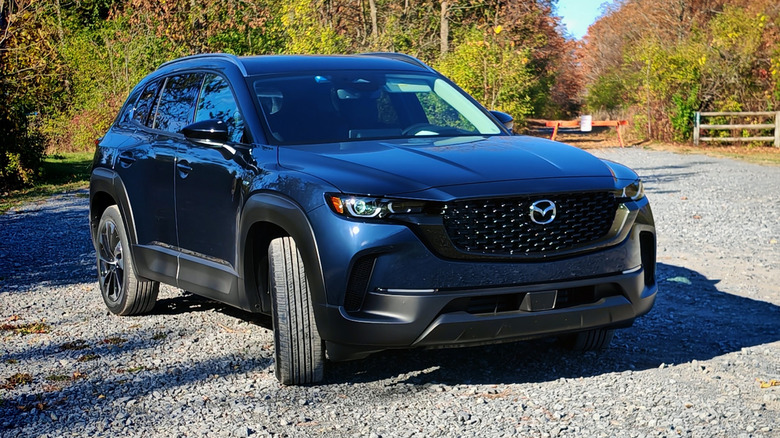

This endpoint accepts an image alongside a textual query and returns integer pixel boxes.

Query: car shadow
[151,292,274,329]
[324,262,780,385]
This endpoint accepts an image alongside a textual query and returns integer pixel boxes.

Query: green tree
[438,26,534,126]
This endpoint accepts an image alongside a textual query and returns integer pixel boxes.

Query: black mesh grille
[343,256,376,312]
[441,192,617,256]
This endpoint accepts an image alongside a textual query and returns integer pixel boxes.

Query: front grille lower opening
[439,285,620,316]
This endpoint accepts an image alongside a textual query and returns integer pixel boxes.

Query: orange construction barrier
[544,119,628,147]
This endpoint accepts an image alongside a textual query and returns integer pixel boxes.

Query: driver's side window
[194,74,245,143]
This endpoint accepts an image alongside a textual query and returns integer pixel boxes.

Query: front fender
[238,192,327,318]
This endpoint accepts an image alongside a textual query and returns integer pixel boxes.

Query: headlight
[327,194,427,219]
[615,179,645,201]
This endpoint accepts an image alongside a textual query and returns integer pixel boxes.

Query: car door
[114,78,180,283]
[174,73,248,297]
[135,73,204,281]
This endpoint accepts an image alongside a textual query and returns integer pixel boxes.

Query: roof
[157,53,434,77]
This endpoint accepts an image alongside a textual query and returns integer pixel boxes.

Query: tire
[268,236,324,385]
[561,328,615,351]
[96,206,159,316]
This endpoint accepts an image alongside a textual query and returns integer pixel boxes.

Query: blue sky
[556,0,616,40]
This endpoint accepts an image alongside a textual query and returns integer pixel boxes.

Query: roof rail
[157,53,248,76]
[360,52,435,72]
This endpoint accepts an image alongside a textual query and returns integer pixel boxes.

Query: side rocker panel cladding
[238,193,327,319]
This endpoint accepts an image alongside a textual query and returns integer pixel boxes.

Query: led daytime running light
[327,195,427,218]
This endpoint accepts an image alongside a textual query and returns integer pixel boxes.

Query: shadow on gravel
[0,192,94,292]
[325,262,780,386]
[632,166,702,196]
[1,313,273,432]
[152,292,274,328]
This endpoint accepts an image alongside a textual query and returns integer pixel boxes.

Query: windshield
[251,72,503,145]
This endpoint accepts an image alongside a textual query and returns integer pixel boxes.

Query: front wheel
[96,206,159,316]
[268,236,324,385]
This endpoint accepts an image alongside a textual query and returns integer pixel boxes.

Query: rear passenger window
[195,74,245,143]
[133,80,161,126]
[153,74,204,133]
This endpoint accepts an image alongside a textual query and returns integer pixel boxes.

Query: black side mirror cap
[182,119,229,144]
[490,111,514,132]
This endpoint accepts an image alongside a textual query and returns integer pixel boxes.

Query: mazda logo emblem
[529,200,556,225]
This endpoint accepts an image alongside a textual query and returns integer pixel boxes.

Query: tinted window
[153,74,203,133]
[194,74,245,143]
[251,72,501,145]
[116,90,140,127]
[133,80,161,126]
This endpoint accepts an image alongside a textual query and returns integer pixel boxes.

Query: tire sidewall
[97,206,133,315]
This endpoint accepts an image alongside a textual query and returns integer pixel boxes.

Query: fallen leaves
[2,373,33,390]
[76,353,99,362]
[101,336,127,345]
[59,340,89,351]
[757,379,779,389]
[0,321,51,335]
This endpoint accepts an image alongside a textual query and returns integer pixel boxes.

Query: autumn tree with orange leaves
[581,0,780,142]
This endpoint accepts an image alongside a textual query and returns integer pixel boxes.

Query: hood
[278,136,617,198]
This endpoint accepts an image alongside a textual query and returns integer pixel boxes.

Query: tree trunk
[54,0,64,49]
[440,1,449,55]
[368,0,378,41]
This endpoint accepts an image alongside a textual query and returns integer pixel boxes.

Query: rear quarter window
[132,80,162,127]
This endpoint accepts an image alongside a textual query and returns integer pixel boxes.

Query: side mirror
[182,119,229,144]
[490,111,514,132]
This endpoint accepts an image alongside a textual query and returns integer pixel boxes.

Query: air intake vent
[343,256,376,312]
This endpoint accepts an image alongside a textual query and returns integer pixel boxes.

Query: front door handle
[177,160,192,177]
[117,153,136,167]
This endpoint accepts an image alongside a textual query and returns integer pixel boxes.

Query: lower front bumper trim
[411,295,636,348]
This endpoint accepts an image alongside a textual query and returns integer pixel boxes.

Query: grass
[1,151,92,215]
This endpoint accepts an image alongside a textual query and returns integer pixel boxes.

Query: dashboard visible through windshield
[251,72,502,145]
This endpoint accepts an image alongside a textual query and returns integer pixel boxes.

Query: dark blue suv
[89,53,657,385]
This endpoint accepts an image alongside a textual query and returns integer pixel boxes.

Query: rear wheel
[96,206,159,315]
[561,328,615,351]
[268,236,324,385]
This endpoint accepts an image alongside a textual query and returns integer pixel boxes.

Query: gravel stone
[1,148,779,437]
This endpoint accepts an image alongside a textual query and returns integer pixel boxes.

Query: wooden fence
[694,111,780,147]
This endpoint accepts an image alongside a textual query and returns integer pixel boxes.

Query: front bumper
[320,265,656,360]
[307,198,657,360]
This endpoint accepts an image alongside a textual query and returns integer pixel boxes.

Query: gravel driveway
[1,147,778,437]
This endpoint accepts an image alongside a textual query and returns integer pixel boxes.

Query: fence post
[694,112,700,146]
[775,112,780,147]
